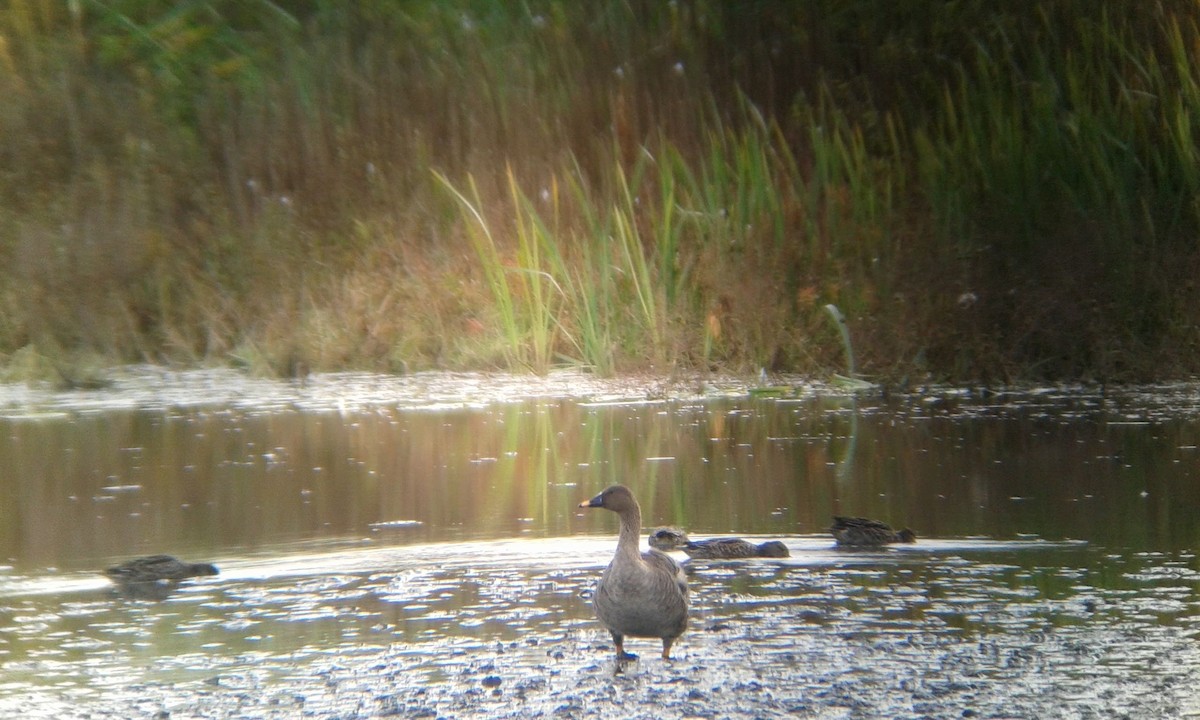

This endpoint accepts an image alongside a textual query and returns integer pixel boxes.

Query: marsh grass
[2,1,1200,382]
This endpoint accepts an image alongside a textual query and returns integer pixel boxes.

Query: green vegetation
[1,0,1198,382]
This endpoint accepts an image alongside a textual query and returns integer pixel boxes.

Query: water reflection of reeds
[3,392,1200,575]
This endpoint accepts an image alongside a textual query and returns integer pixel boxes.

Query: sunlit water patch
[1,537,1198,718]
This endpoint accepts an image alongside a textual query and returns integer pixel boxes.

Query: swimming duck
[580,485,688,660]
[104,555,219,585]
[830,516,917,547]
[648,527,689,552]
[682,537,790,559]
[649,527,789,558]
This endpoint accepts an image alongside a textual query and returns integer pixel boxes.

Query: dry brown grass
[1,2,1199,382]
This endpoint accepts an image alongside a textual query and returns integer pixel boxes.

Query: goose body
[104,555,219,585]
[830,516,917,547]
[581,486,688,660]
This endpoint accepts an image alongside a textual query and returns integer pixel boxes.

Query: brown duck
[830,516,917,547]
[580,485,688,660]
[104,555,219,585]
[649,528,789,559]
[683,538,789,559]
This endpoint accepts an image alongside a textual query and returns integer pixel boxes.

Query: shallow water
[1,368,1200,718]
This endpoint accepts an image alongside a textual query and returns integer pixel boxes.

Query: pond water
[1,368,1200,718]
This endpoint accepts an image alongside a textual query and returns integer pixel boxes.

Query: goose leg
[611,632,637,660]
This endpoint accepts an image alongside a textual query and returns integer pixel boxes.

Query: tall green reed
[435,169,575,374]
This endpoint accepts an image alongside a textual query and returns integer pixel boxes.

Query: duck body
[830,516,917,547]
[649,528,789,558]
[104,555,219,584]
[581,486,688,660]
[683,538,790,559]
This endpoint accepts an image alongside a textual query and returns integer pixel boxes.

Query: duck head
[758,541,790,558]
[191,562,220,576]
[649,527,688,550]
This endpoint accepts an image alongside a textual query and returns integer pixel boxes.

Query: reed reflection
[0,394,1199,576]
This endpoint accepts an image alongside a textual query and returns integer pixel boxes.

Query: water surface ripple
[0,370,1197,718]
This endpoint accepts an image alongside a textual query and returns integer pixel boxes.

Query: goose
[580,485,688,660]
[830,516,917,547]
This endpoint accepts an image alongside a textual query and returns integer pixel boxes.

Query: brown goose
[830,516,917,547]
[104,555,219,585]
[580,485,688,660]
